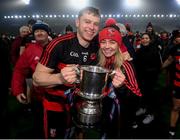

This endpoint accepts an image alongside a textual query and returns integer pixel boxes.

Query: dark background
[0,0,179,35]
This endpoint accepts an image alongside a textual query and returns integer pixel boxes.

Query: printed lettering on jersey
[83,55,88,62]
[70,51,79,58]
[82,52,89,62]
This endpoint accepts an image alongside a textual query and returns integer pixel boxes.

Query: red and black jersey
[170,44,180,88]
[40,33,98,68]
[39,33,99,110]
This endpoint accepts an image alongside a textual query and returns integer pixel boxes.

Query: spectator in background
[159,31,170,58]
[125,23,135,46]
[11,21,50,138]
[117,22,136,62]
[162,33,180,138]
[1,33,11,49]
[10,25,30,66]
[135,33,162,125]
[65,25,73,34]
[134,31,141,51]
[24,19,37,44]
[145,22,160,45]
[27,19,37,34]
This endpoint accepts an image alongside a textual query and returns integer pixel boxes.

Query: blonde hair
[98,46,124,69]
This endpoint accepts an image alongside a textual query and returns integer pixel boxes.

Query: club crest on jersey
[70,51,79,58]
[90,53,97,60]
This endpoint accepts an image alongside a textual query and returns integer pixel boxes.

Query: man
[33,6,101,138]
[11,20,50,138]
[10,25,30,66]
[162,32,180,138]
[65,24,73,34]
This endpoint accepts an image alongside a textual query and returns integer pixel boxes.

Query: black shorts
[172,87,180,99]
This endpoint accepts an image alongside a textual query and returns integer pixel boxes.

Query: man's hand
[61,65,79,84]
[16,93,28,104]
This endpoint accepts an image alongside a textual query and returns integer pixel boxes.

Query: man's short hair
[19,26,29,33]
[78,6,100,18]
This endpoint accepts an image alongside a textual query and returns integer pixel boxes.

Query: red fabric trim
[176,64,180,71]
[122,61,142,96]
[176,72,180,79]
[43,98,64,112]
[174,80,180,87]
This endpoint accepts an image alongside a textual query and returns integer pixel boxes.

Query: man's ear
[75,18,79,28]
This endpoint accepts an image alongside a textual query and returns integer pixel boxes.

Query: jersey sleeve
[122,61,142,96]
[39,37,64,69]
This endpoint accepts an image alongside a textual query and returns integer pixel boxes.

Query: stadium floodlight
[68,0,89,10]
[22,0,30,5]
[36,15,40,18]
[176,0,180,5]
[123,0,141,9]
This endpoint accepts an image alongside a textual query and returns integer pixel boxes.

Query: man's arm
[33,63,78,88]
[162,55,174,69]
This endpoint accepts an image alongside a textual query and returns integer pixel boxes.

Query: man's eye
[85,20,91,24]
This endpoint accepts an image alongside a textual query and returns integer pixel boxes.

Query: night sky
[0,0,179,34]
[0,0,179,16]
